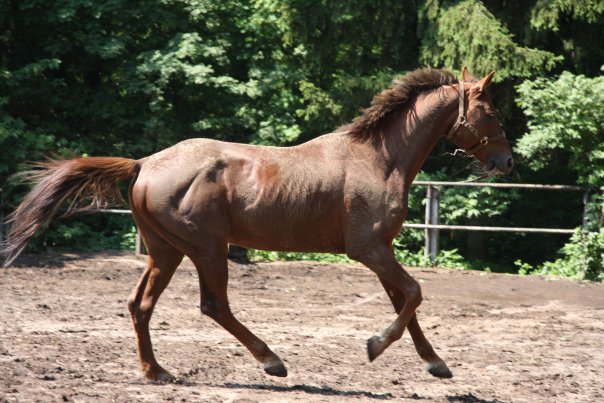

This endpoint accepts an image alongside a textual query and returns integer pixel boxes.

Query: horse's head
[446,67,513,175]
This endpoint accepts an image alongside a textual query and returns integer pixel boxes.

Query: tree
[418,0,562,80]
[515,71,604,188]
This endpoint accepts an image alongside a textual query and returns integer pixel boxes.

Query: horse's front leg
[348,244,419,358]
[378,276,452,378]
[348,243,451,377]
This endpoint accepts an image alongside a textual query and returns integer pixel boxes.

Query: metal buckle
[480,136,489,146]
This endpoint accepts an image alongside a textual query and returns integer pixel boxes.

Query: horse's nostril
[507,157,514,169]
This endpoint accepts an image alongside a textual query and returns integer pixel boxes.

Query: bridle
[446,80,506,156]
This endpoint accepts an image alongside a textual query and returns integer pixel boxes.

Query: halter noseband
[446,80,506,156]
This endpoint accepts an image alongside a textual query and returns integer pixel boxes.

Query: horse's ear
[462,66,475,81]
[477,70,496,92]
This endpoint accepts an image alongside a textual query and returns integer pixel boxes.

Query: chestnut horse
[1,67,512,381]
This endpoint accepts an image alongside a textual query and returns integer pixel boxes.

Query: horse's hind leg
[378,276,452,378]
[127,227,184,381]
[190,242,287,377]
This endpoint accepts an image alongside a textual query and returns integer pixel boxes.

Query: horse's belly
[227,208,345,253]
[229,234,345,254]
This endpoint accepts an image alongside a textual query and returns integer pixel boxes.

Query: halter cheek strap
[446,80,506,156]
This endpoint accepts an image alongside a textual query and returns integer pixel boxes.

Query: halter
[446,80,506,156]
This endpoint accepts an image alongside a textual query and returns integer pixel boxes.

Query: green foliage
[531,0,604,31]
[516,229,604,281]
[528,0,604,76]
[120,225,139,250]
[419,0,562,79]
[247,249,355,264]
[248,244,471,270]
[513,71,603,277]
[514,259,535,276]
[440,185,519,223]
[33,215,137,252]
[516,72,604,187]
[431,249,473,269]
[393,238,471,270]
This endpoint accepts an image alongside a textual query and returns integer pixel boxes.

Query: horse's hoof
[145,367,176,382]
[367,335,384,362]
[427,361,453,379]
[264,361,288,377]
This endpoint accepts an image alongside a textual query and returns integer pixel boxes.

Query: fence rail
[412,181,591,262]
[412,181,585,190]
[405,223,576,234]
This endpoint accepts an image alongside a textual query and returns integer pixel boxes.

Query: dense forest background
[1,0,603,277]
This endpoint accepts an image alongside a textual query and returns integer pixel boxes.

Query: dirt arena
[1,252,603,402]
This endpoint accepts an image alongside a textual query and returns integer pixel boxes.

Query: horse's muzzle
[487,154,514,175]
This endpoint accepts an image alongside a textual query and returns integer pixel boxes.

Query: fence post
[582,190,591,232]
[423,185,431,261]
[135,229,147,255]
[0,206,3,246]
[0,193,4,246]
[424,185,440,263]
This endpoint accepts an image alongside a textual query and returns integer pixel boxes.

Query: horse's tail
[1,156,140,267]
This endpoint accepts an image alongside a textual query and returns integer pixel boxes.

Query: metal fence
[409,181,591,261]
[0,182,595,260]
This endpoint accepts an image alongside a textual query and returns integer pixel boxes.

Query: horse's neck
[379,86,458,189]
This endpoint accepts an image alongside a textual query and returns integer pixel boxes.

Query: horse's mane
[342,67,458,141]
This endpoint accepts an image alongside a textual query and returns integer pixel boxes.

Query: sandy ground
[1,251,603,403]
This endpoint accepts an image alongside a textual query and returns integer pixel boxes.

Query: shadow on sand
[221,382,394,400]
[446,393,507,403]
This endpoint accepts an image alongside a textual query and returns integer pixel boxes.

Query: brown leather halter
[446,80,506,156]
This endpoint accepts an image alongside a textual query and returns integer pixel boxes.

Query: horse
[1,66,513,382]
